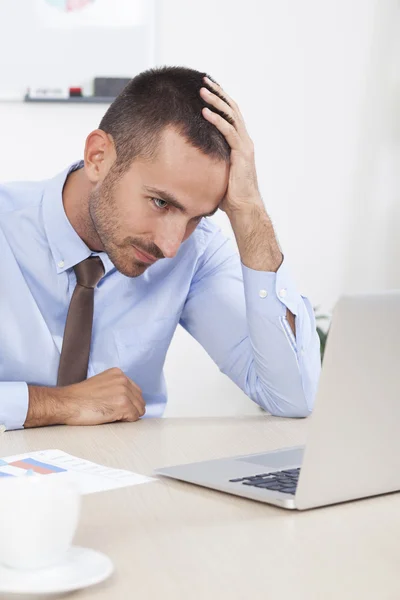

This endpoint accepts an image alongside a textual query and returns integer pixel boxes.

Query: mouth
[131,245,158,265]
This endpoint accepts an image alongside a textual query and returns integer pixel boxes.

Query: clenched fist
[25,368,146,428]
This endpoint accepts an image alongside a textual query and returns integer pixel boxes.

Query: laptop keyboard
[229,467,300,495]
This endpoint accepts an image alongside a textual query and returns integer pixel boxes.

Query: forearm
[24,385,71,428]
[227,200,296,334]
[226,200,282,273]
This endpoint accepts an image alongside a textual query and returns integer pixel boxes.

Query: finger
[126,380,146,417]
[203,77,244,123]
[200,87,235,126]
[123,396,143,421]
[202,79,247,139]
[202,107,242,151]
[130,392,146,417]
[203,76,236,108]
[120,406,141,422]
[109,369,145,415]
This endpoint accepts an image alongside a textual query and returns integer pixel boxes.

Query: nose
[154,220,187,259]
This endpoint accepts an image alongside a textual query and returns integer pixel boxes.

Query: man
[0,66,321,431]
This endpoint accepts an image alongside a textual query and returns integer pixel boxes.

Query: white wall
[160,0,400,415]
[0,0,399,417]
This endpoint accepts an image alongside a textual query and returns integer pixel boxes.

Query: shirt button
[57,260,65,268]
[259,289,268,298]
[279,288,287,299]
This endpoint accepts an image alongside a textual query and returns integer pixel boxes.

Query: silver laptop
[155,291,400,510]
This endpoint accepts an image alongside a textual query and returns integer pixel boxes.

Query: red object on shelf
[69,87,83,97]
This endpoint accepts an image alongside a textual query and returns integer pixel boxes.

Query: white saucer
[0,546,114,595]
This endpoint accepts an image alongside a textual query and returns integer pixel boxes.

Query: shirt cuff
[241,258,301,317]
[0,382,29,431]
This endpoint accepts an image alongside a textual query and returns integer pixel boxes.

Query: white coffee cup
[0,475,81,570]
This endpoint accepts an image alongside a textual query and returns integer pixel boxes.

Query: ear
[83,129,117,184]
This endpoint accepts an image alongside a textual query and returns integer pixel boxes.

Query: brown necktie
[57,256,104,387]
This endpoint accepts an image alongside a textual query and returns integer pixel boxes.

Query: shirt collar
[42,161,114,275]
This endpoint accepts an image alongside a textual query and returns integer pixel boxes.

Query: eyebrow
[144,186,218,219]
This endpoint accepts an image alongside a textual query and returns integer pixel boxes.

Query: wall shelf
[24,95,114,104]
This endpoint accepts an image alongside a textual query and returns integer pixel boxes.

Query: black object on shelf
[94,77,130,97]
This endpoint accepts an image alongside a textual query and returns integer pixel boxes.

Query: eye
[152,198,169,210]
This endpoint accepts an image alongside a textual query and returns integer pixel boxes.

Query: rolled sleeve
[0,382,29,431]
[241,259,301,318]
[241,258,320,416]
[182,228,321,418]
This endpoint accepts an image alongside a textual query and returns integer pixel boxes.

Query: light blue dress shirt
[0,162,321,431]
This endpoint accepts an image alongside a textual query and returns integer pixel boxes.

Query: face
[88,127,229,277]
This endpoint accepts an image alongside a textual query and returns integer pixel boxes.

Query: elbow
[243,350,320,419]
[284,404,312,419]
[268,401,312,419]
[265,349,321,418]
[256,386,315,419]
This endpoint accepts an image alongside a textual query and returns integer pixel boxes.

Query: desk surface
[2,416,399,600]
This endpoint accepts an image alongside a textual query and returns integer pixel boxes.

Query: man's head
[84,66,231,277]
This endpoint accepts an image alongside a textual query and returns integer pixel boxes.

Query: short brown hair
[99,66,231,171]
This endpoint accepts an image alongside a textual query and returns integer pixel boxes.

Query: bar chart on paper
[0,449,154,494]
[0,456,66,477]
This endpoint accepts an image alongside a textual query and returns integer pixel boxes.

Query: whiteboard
[0,0,156,99]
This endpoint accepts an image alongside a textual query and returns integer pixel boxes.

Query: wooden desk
[2,416,400,600]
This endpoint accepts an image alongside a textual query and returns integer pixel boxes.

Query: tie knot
[74,256,104,289]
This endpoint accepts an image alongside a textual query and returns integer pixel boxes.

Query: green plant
[314,308,330,362]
